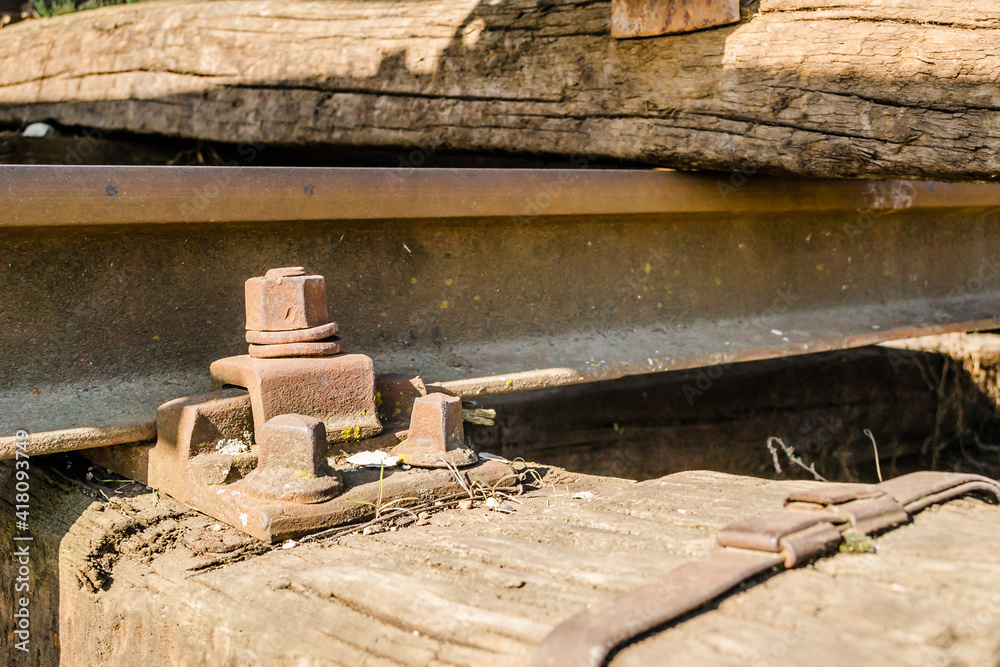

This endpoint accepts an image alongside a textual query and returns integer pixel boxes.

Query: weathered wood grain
[2,0,1000,179]
[4,460,1000,665]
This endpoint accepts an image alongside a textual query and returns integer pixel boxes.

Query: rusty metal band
[612,0,741,39]
[3,167,1000,454]
[528,471,1000,667]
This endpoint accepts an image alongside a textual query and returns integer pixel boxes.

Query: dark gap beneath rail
[0,125,649,169]
[464,338,1000,483]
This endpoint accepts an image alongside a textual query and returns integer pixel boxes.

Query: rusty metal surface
[777,521,844,567]
[239,414,343,504]
[247,339,343,358]
[829,494,909,534]
[246,321,340,345]
[90,427,516,541]
[210,354,382,445]
[7,167,1000,227]
[245,267,329,332]
[244,267,346,357]
[392,393,478,468]
[612,0,740,39]
[879,470,1000,512]
[106,342,512,538]
[154,388,253,458]
[3,167,1000,453]
[716,510,836,553]
[785,483,884,505]
[878,470,996,506]
[148,389,256,489]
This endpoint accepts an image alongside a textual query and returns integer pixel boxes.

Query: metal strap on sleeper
[528,471,1000,667]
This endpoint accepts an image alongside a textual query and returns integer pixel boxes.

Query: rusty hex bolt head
[243,413,342,504]
[258,413,327,474]
[245,267,329,332]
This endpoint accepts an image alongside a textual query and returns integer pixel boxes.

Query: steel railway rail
[2,166,1000,458]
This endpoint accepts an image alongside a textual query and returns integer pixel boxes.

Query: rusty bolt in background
[239,413,342,503]
[392,393,478,468]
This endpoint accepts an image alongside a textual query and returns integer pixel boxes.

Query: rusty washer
[247,338,343,358]
[246,321,340,345]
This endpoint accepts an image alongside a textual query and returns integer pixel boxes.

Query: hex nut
[245,268,329,331]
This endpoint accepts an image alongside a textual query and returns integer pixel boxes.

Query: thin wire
[864,429,883,483]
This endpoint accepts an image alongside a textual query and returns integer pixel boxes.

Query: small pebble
[458,499,474,510]
[23,122,58,138]
[281,540,298,550]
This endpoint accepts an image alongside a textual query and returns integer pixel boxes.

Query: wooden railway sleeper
[530,471,1000,667]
